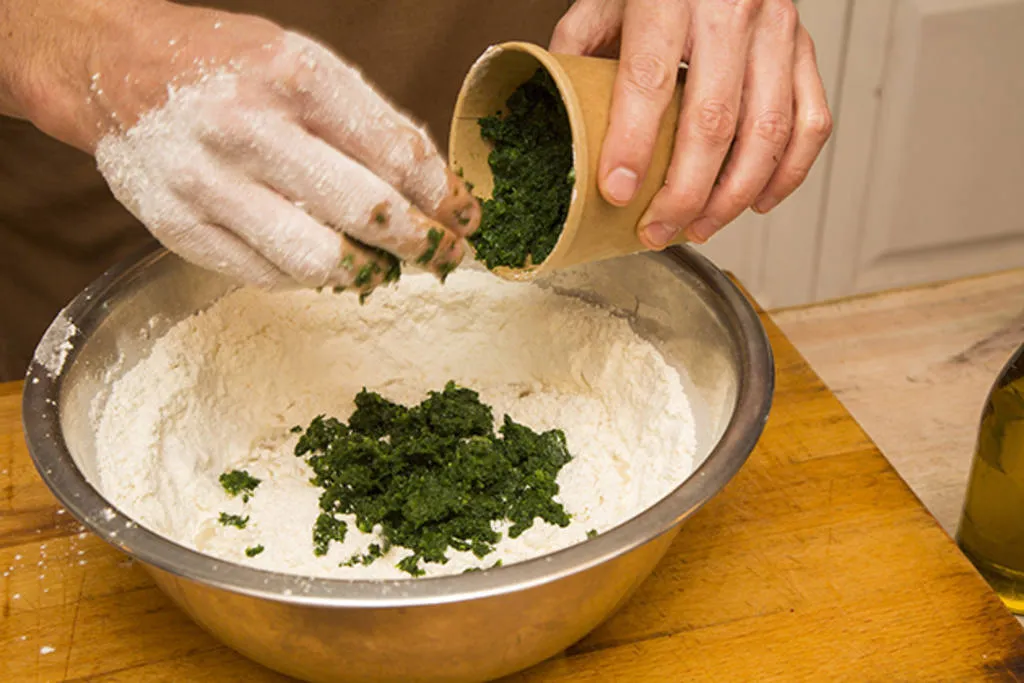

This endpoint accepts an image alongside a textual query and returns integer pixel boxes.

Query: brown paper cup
[449,41,685,281]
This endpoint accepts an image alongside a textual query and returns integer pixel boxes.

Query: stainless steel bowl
[22,245,773,683]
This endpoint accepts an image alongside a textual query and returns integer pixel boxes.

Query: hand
[18,2,479,292]
[550,0,832,247]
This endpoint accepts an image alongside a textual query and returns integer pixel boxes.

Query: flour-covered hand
[20,3,479,291]
[550,0,832,247]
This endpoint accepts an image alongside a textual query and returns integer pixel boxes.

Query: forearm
[0,0,154,150]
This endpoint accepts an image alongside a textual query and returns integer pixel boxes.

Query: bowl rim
[21,245,774,608]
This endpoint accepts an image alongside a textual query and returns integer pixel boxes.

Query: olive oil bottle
[957,343,1024,614]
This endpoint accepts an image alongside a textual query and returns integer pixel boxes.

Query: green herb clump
[245,545,265,557]
[339,542,390,568]
[313,512,348,557]
[417,228,444,265]
[293,381,573,575]
[219,469,261,502]
[329,240,402,297]
[219,513,249,529]
[469,68,574,270]
[462,560,503,574]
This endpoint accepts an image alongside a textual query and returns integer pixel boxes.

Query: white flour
[33,311,77,377]
[93,270,697,578]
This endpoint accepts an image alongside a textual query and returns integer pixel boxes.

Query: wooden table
[773,268,1024,537]
[3,300,1023,682]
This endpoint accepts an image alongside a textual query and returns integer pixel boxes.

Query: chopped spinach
[218,513,249,529]
[340,542,390,568]
[219,469,261,503]
[469,68,574,270]
[417,228,444,265]
[293,381,573,575]
[313,512,348,557]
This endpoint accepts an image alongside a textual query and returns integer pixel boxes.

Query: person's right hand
[23,2,480,293]
[550,0,832,248]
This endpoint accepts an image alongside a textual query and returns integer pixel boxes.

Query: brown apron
[0,0,570,380]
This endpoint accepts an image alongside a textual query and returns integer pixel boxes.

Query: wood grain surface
[2,313,1023,682]
[773,268,1024,536]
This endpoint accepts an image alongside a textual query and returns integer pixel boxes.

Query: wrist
[5,0,166,152]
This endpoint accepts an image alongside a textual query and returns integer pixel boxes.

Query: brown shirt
[0,0,569,380]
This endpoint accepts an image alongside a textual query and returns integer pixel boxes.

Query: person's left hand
[550,0,833,248]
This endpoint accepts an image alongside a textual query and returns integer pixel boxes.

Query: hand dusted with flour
[82,6,478,291]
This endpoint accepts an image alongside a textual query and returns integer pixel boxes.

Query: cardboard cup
[449,41,685,281]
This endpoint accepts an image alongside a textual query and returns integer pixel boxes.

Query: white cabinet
[696,0,1024,308]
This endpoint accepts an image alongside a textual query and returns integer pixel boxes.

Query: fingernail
[642,221,680,249]
[604,167,638,205]
[752,195,778,214]
[684,218,719,244]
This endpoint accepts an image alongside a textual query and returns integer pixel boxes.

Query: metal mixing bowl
[22,245,773,683]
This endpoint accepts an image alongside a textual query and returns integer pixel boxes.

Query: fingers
[212,118,467,278]
[549,0,626,56]
[599,0,689,207]
[433,169,482,238]
[638,0,758,250]
[182,160,347,287]
[150,205,291,290]
[753,27,832,213]
[164,217,394,294]
[183,158,401,293]
[328,235,403,293]
[687,0,798,243]
[275,33,480,235]
[182,224,292,289]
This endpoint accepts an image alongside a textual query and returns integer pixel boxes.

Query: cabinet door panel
[818,0,1024,299]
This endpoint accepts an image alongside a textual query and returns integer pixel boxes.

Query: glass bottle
[957,343,1024,614]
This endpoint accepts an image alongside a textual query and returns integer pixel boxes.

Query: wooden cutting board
[2,307,1022,682]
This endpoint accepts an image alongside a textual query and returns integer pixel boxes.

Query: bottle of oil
[957,343,1024,614]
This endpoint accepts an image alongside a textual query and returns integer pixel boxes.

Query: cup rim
[448,41,591,282]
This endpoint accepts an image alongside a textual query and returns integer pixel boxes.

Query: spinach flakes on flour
[292,381,574,576]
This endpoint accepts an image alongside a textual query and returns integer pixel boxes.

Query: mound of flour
[93,270,697,578]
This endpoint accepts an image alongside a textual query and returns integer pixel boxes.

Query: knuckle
[657,187,706,223]
[763,0,799,34]
[249,264,288,290]
[753,109,793,148]
[691,99,738,147]
[717,187,757,217]
[623,52,673,97]
[703,178,755,220]
[155,216,196,245]
[233,13,282,38]
[171,164,208,198]
[397,125,435,164]
[282,65,318,111]
[552,4,611,53]
[281,53,318,97]
[782,164,811,189]
[804,106,834,141]
[270,32,350,106]
[725,0,765,22]
[199,109,260,153]
[552,14,581,46]
[799,26,818,60]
